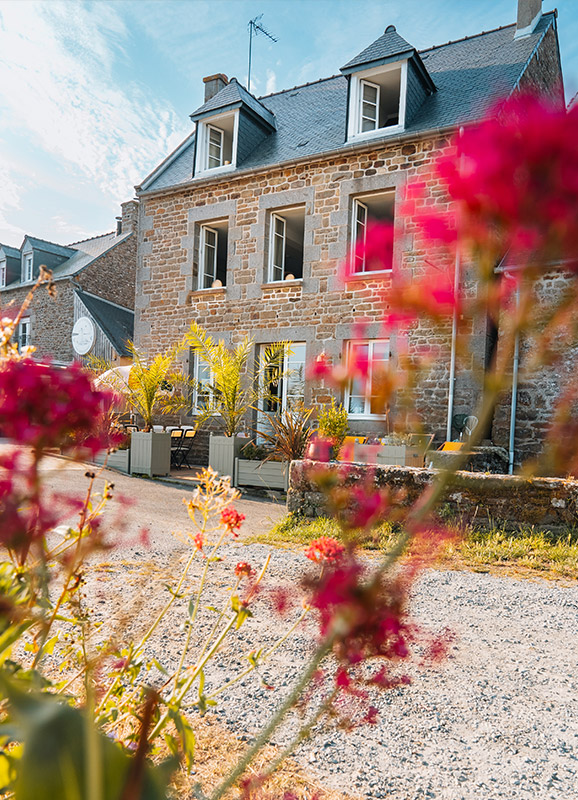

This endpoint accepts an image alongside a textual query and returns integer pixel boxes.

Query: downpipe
[508,287,521,474]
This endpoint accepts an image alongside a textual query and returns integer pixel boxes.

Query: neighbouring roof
[190,77,277,129]
[0,230,132,289]
[140,13,557,195]
[76,289,134,357]
[0,244,20,259]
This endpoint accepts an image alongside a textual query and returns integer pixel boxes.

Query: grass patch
[251,513,578,582]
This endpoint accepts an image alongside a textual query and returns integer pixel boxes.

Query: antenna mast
[248,14,278,94]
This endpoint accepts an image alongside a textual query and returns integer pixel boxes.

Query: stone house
[134,0,564,466]
[0,201,138,366]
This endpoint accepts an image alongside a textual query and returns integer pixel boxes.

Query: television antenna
[248,14,278,94]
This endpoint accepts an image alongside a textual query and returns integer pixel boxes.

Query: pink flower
[305,536,345,564]
[345,222,394,276]
[234,561,254,579]
[221,506,245,537]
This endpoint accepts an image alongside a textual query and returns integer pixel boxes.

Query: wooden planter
[94,448,130,473]
[353,443,424,468]
[130,431,170,477]
[209,434,249,480]
[235,458,289,491]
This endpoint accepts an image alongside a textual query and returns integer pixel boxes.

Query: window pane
[363,83,378,104]
[208,127,222,168]
[362,102,377,119]
[348,395,365,415]
[286,343,306,409]
[361,116,376,132]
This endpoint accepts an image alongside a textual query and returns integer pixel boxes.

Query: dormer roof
[341,25,436,93]
[22,236,77,258]
[0,244,20,260]
[190,77,276,130]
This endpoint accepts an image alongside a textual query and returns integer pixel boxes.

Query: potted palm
[94,343,193,477]
[236,405,314,491]
[185,323,285,480]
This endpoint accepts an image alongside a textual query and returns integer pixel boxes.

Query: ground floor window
[344,339,390,417]
[261,342,306,415]
[191,353,214,412]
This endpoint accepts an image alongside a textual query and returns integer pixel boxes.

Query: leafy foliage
[253,404,314,463]
[316,399,349,455]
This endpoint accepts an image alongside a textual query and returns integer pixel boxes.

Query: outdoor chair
[170,428,185,468]
[174,429,196,469]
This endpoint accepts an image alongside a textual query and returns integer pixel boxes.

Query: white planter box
[353,443,424,468]
[94,448,130,473]
[209,434,248,480]
[235,459,289,491]
[130,431,170,477]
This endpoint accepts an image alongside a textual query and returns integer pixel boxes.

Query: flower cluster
[304,536,345,564]
[0,359,118,456]
[221,506,245,537]
[234,561,254,579]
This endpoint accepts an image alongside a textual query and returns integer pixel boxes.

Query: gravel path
[31,455,578,799]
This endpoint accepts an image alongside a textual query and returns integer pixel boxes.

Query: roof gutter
[136,122,458,200]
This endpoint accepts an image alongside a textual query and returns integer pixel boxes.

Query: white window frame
[344,339,390,418]
[207,124,224,169]
[268,213,286,283]
[347,61,407,142]
[259,342,306,417]
[191,354,214,414]
[18,317,31,352]
[198,224,219,289]
[0,260,6,288]
[350,196,394,274]
[194,111,239,176]
[23,254,33,283]
[359,79,380,133]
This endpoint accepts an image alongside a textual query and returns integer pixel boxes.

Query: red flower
[221,506,245,537]
[305,536,345,564]
[193,532,204,551]
[234,561,254,579]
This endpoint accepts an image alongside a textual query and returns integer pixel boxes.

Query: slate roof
[0,244,20,259]
[0,230,132,288]
[140,13,556,195]
[23,237,77,258]
[341,25,414,72]
[76,289,134,357]
[190,77,276,129]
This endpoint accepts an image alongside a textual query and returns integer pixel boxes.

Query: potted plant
[236,405,314,490]
[186,323,286,479]
[93,343,194,477]
[316,398,349,459]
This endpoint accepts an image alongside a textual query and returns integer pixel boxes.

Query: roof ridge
[258,73,342,100]
[66,231,115,247]
[418,14,553,55]
[24,234,77,251]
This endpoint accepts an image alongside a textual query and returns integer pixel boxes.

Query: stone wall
[76,234,137,310]
[288,460,578,531]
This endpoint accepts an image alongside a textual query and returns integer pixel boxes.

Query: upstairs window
[0,260,6,288]
[198,221,228,289]
[348,62,406,140]
[351,191,395,274]
[345,339,389,417]
[268,207,305,282]
[23,254,33,283]
[195,112,237,175]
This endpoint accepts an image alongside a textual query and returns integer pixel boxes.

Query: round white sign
[72,316,95,355]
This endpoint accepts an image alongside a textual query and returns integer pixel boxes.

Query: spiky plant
[185,323,286,437]
[256,404,314,463]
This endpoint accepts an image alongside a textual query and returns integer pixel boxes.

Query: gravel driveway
[34,455,578,799]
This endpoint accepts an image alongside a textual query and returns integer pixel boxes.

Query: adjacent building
[134,0,565,465]
[0,201,138,365]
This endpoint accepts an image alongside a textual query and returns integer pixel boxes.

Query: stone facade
[135,15,564,469]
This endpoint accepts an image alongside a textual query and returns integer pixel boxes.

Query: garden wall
[288,460,578,531]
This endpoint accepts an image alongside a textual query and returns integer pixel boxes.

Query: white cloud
[265,69,277,94]
[0,0,187,226]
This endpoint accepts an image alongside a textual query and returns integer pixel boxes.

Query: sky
[0,0,577,247]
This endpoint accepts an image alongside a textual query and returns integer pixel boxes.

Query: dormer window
[23,254,33,283]
[348,62,407,140]
[195,112,238,175]
[0,260,6,288]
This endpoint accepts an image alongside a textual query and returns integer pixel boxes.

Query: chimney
[203,73,228,102]
[119,200,139,235]
[515,0,542,39]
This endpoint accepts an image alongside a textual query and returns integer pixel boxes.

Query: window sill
[261,279,303,290]
[194,163,236,179]
[347,414,387,421]
[187,287,226,302]
[347,125,404,143]
[344,269,392,282]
